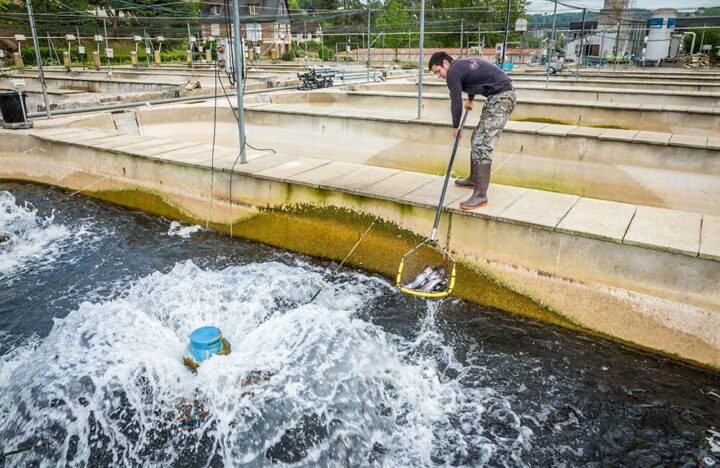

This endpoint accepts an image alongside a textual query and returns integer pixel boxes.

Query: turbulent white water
[0,261,531,466]
[167,221,203,239]
[0,191,70,275]
[0,191,73,276]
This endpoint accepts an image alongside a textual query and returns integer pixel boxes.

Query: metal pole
[417,0,425,119]
[501,0,511,65]
[76,25,85,71]
[103,19,109,50]
[366,7,371,82]
[26,0,51,118]
[45,33,53,65]
[459,18,464,58]
[577,8,586,79]
[382,31,385,65]
[144,29,150,67]
[102,18,111,72]
[303,21,307,63]
[231,0,247,164]
[187,22,194,72]
[545,0,558,88]
[614,11,622,71]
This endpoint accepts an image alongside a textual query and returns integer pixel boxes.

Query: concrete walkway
[27,125,719,261]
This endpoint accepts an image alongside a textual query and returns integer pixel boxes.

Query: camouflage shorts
[470,89,517,164]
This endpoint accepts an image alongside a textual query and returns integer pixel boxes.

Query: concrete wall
[509,76,720,93]
[309,90,719,136]
[367,81,720,108]
[1,74,181,94]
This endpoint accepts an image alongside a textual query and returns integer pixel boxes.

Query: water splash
[0,261,530,466]
[0,191,71,276]
[708,429,720,455]
[167,221,203,239]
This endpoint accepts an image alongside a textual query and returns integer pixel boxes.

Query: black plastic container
[0,91,29,124]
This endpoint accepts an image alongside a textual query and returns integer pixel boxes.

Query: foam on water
[0,191,74,276]
[709,429,720,455]
[167,221,203,239]
[0,189,102,282]
[0,261,530,466]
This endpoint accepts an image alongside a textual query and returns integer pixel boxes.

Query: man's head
[428,51,454,80]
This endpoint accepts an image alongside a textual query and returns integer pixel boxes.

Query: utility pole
[231,0,246,164]
[366,7,371,82]
[501,0,511,66]
[344,0,348,46]
[103,18,111,72]
[614,12,621,71]
[577,8,586,79]
[45,33,54,65]
[144,29,150,67]
[545,0,558,87]
[459,18,464,58]
[187,22,194,72]
[417,0,425,119]
[26,0,51,117]
[76,25,85,71]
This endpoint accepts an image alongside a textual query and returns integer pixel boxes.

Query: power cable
[205,61,220,230]
[307,218,377,304]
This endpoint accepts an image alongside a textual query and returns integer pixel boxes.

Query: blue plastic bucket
[187,326,223,364]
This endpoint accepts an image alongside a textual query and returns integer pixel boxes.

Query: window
[210,4,221,15]
[249,4,260,15]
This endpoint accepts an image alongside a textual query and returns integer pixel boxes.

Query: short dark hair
[428,51,454,71]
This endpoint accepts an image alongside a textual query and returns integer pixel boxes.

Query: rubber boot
[454,162,475,189]
[459,162,491,211]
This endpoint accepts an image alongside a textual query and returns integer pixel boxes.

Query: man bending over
[428,51,517,210]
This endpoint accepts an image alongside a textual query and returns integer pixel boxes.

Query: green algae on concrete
[512,117,627,130]
[228,203,583,330]
[87,187,199,225]
[513,117,569,125]
[84,185,581,332]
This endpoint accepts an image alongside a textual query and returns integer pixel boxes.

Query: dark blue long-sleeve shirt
[446,58,513,128]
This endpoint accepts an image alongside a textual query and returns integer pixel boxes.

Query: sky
[527,0,720,13]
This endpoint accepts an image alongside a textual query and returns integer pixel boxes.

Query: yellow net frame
[396,239,456,299]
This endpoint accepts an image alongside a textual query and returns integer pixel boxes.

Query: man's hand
[453,127,461,139]
[464,100,474,110]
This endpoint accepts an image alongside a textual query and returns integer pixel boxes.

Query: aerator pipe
[685,31,696,55]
